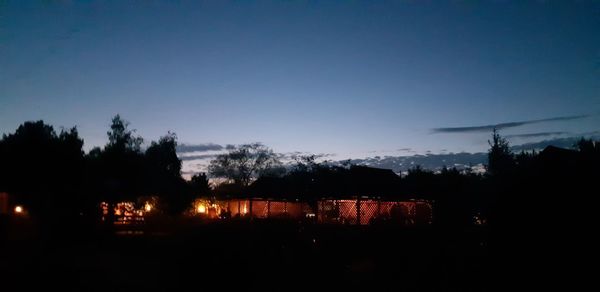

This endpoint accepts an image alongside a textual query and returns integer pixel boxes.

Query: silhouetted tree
[86,115,146,222]
[487,128,514,176]
[515,149,537,168]
[106,114,143,153]
[575,137,599,154]
[403,165,436,198]
[189,173,211,197]
[145,132,190,214]
[436,167,478,228]
[208,143,282,187]
[146,132,181,179]
[0,121,86,236]
[292,154,320,173]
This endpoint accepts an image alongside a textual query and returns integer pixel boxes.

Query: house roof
[247,165,404,200]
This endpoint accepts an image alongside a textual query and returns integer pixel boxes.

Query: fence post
[320,200,324,223]
[356,196,361,226]
[249,198,253,218]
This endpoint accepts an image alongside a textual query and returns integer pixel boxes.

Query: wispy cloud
[180,154,220,161]
[281,152,336,161]
[396,148,415,153]
[505,131,569,139]
[177,143,223,153]
[431,114,590,134]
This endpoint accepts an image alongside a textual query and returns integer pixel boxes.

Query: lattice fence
[317,199,432,225]
[213,198,432,225]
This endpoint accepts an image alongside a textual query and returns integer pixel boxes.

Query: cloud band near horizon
[431,114,591,134]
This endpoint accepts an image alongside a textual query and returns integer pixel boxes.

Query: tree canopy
[0,121,85,233]
[106,114,143,153]
[208,143,283,187]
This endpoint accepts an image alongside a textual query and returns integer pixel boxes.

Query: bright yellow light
[144,202,152,212]
[14,205,23,214]
[197,204,206,214]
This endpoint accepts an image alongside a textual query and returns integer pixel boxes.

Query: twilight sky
[1,1,599,166]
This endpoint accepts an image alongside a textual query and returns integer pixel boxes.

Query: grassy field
[1,219,489,291]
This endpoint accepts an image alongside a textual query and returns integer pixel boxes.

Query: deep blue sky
[1,1,599,160]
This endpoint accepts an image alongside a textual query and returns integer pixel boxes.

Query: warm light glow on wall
[190,199,223,218]
[100,202,109,215]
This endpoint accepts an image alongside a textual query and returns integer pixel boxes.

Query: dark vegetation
[1,118,598,291]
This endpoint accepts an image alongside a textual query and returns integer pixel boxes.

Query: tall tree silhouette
[106,114,143,153]
[146,132,181,179]
[487,128,514,176]
[145,132,190,214]
[86,115,145,222]
[0,121,85,236]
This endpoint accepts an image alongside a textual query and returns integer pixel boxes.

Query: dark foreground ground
[1,219,490,291]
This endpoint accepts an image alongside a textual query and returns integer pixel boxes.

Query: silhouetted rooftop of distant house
[235,165,404,200]
[539,145,579,160]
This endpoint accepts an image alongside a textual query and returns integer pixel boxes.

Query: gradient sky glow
[1,1,599,161]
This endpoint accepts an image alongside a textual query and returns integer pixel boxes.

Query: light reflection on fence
[217,198,432,225]
[102,197,433,226]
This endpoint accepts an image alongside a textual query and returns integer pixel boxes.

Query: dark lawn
[1,220,489,291]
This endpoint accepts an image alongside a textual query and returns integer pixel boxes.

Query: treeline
[1,116,599,235]
[2,118,595,287]
[205,129,600,231]
[0,115,210,232]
